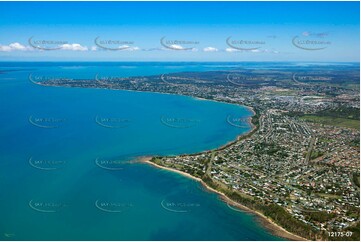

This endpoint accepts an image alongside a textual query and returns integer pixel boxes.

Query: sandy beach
[135,103,307,241]
[138,156,307,241]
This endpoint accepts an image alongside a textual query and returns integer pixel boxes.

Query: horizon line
[0,60,360,63]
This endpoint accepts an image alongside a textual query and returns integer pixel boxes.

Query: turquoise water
[0,63,281,240]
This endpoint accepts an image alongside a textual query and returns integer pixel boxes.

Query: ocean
[0,62,281,240]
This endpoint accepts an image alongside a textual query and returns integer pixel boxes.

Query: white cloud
[0,42,32,52]
[119,45,140,51]
[60,43,88,51]
[91,44,141,51]
[225,47,240,52]
[166,44,197,51]
[129,46,140,51]
[9,42,29,50]
[203,47,218,52]
[117,45,131,50]
[169,44,185,50]
[0,45,12,52]
[224,47,279,54]
[143,46,197,51]
[252,49,279,54]
[143,47,164,51]
[266,49,279,54]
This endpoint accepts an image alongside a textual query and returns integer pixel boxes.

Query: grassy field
[301,115,360,130]
[315,193,342,200]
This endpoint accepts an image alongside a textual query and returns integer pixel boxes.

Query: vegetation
[290,106,360,130]
[200,175,321,240]
[352,172,360,188]
[349,137,360,147]
[301,115,360,130]
[304,211,336,223]
[315,107,360,120]
[310,150,324,160]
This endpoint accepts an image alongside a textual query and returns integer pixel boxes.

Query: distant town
[35,64,360,241]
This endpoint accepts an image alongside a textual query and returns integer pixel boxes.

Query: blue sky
[0,1,359,62]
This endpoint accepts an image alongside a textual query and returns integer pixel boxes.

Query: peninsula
[33,64,360,241]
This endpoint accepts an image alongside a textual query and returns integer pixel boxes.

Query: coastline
[44,81,304,241]
[139,157,306,241]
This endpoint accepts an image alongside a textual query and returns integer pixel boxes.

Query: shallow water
[0,62,281,240]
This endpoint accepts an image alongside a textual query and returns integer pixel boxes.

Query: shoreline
[44,82,304,240]
[42,83,256,130]
[139,157,306,241]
